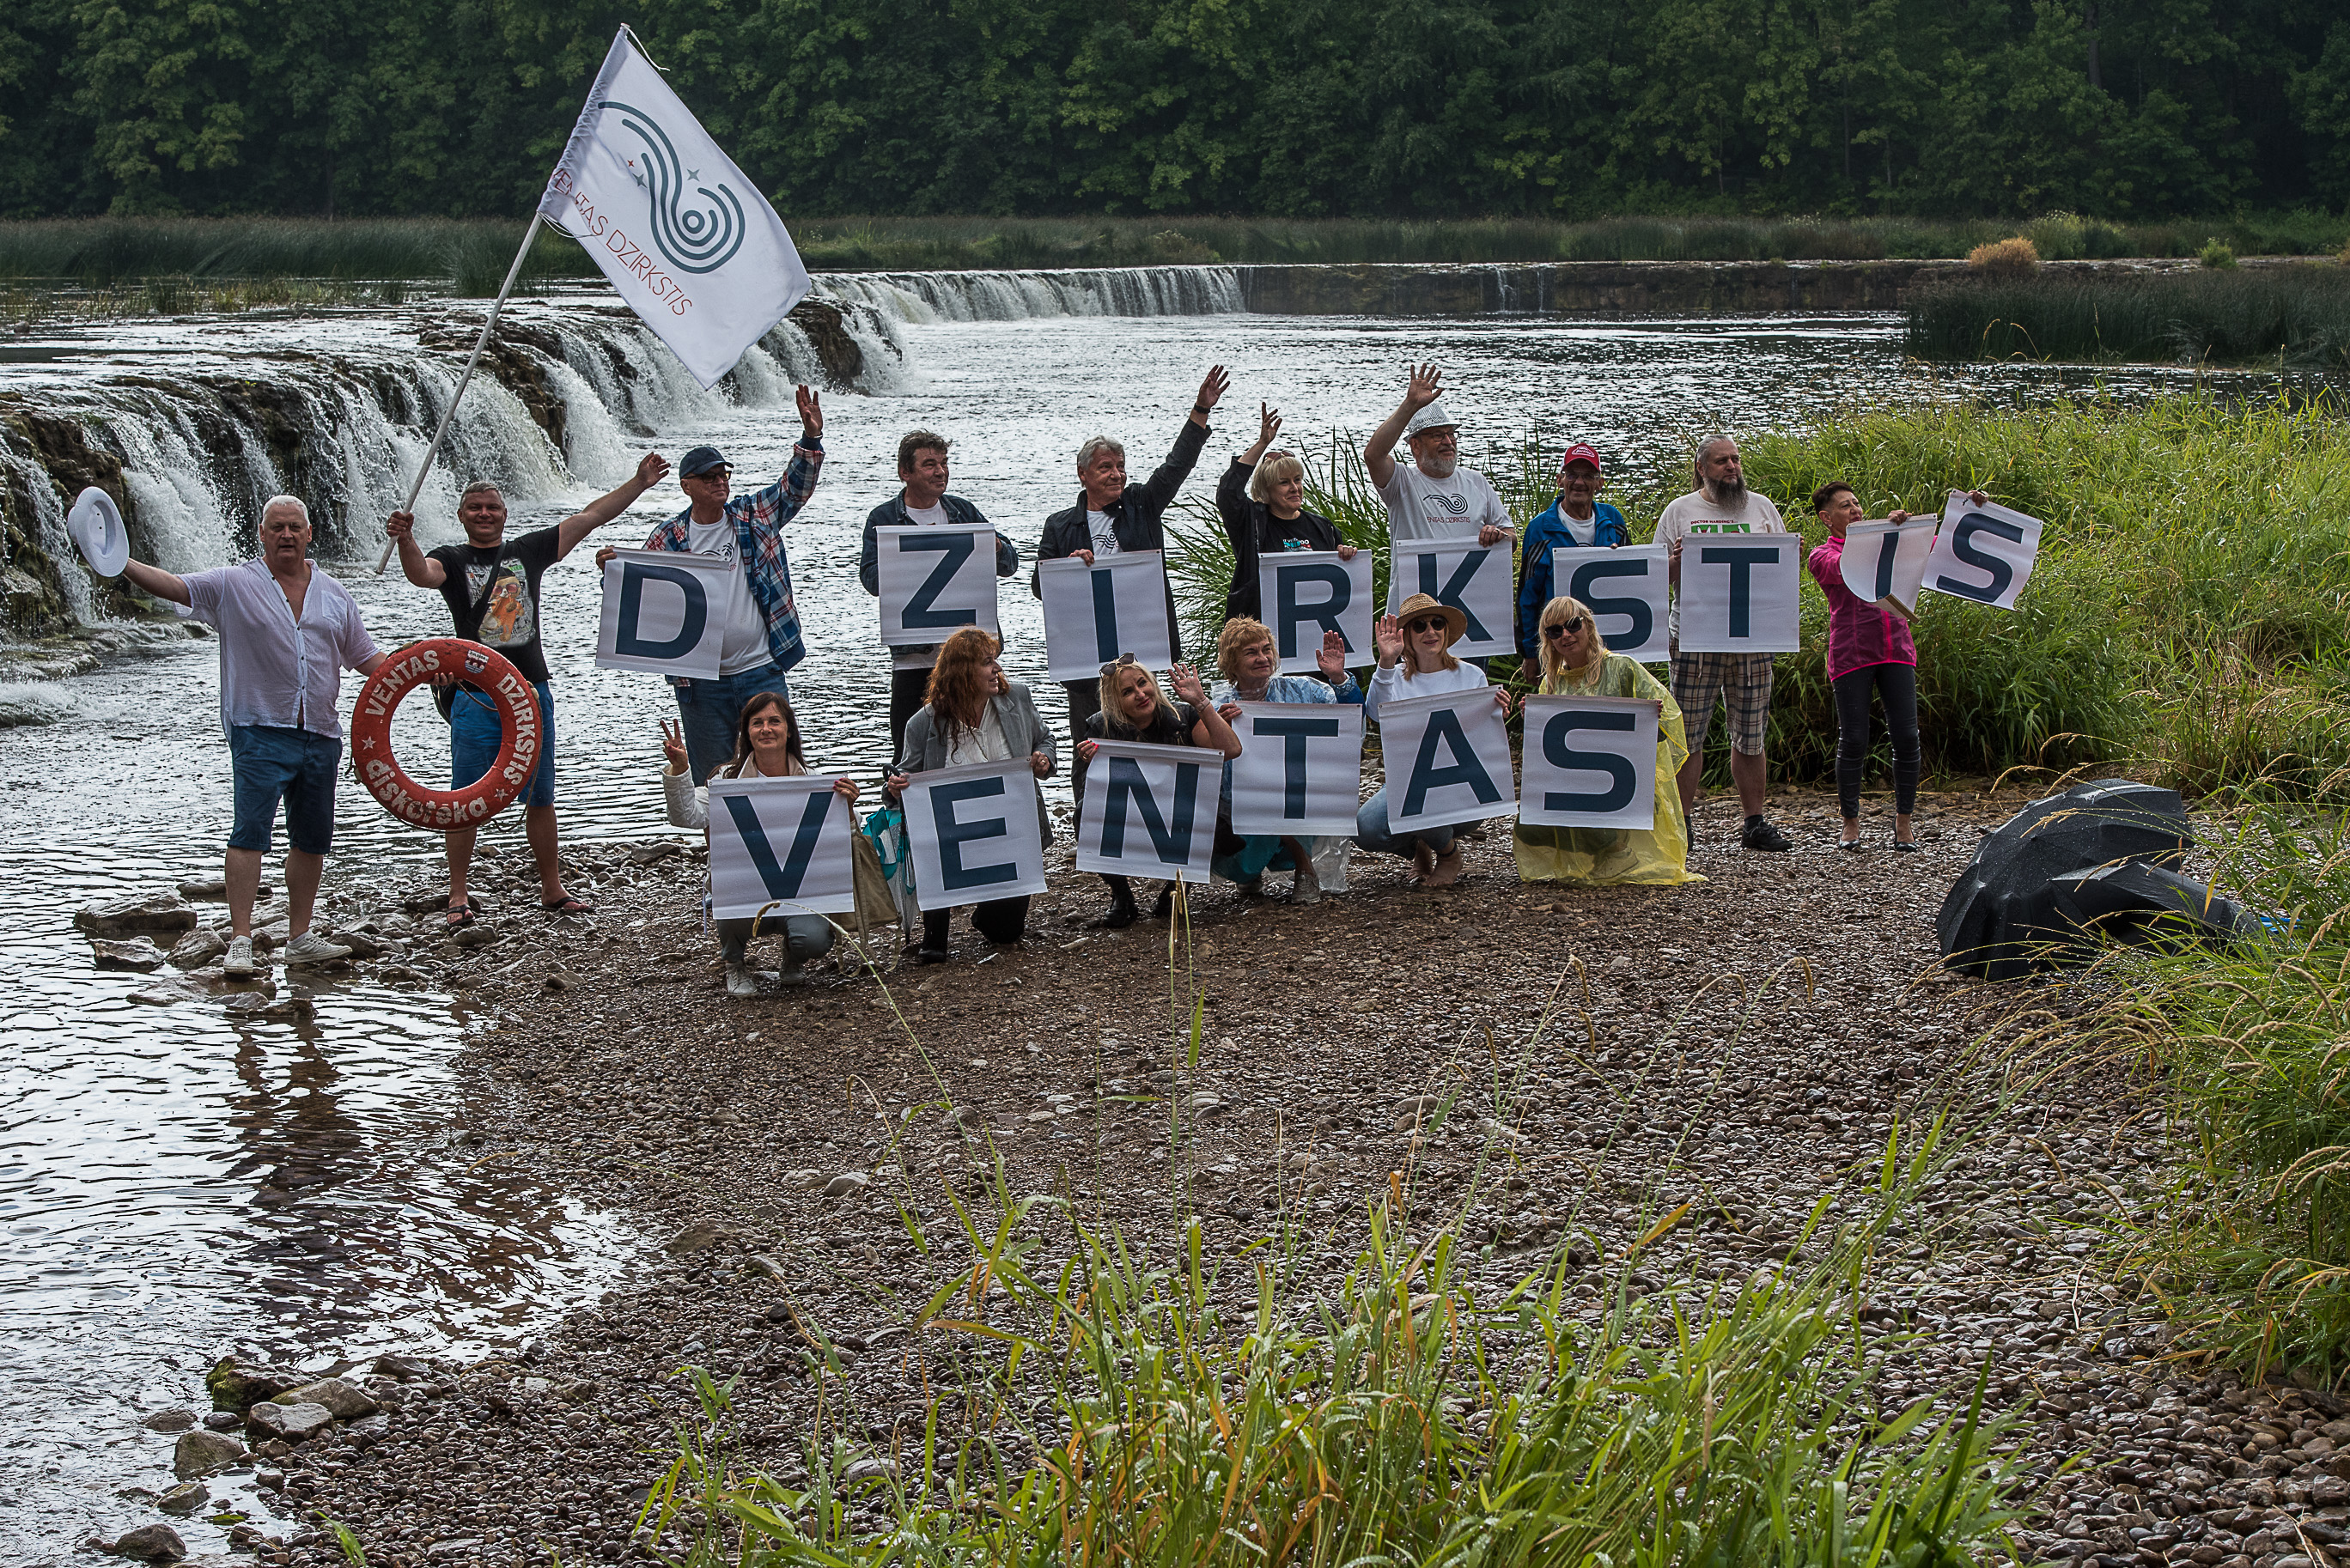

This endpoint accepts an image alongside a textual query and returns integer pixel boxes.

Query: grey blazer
[892,683,1058,846]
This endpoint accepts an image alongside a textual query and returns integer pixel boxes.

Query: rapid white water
[817,265,1243,324]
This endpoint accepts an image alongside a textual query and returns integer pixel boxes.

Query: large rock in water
[92,938,165,972]
[172,1428,246,1480]
[75,892,198,935]
[245,1400,333,1443]
[205,1355,300,1411]
[111,1524,187,1562]
[283,1377,379,1419]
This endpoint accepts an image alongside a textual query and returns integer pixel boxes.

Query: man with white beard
[1363,362,1516,556]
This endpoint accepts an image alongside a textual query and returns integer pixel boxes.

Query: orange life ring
[350,638,543,830]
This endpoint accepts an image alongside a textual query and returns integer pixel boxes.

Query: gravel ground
[103,783,2350,1568]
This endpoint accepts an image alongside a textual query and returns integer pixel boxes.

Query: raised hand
[1168,662,1208,708]
[1372,613,1404,668]
[1317,628,1350,679]
[1257,402,1282,447]
[1194,365,1231,416]
[795,385,824,442]
[659,718,689,773]
[635,452,672,488]
[1403,362,1443,410]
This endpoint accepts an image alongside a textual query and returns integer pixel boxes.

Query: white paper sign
[1075,740,1217,883]
[1838,520,1937,615]
[876,526,1000,647]
[1227,701,1366,837]
[1676,533,1801,653]
[1038,552,1173,680]
[1519,695,1659,830]
[1551,544,1671,662]
[1259,550,1375,674]
[537,30,812,389]
[1376,686,1517,833]
[1926,495,2043,610]
[1387,540,1513,659]
[596,546,733,677]
[901,758,1048,903]
[706,777,858,918]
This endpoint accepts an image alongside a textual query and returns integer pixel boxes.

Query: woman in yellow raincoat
[1513,594,1701,886]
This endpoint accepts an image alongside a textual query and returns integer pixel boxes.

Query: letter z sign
[876,526,1001,646]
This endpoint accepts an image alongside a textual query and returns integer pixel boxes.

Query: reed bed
[1168,392,2350,797]
[1903,265,2350,368]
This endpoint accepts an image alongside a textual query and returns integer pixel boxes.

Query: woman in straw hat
[1355,591,1514,888]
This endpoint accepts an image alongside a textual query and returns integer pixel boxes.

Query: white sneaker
[282,932,353,966]
[724,961,759,998]
[1290,860,1323,907]
[222,935,257,977]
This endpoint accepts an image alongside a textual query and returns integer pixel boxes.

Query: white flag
[595,547,733,677]
[1038,553,1173,680]
[538,30,812,389]
[1839,520,1936,616]
[1926,493,2043,610]
[706,777,859,919]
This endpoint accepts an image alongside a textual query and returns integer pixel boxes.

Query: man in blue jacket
[1516,443,1629,664]
[861,429,1020,755]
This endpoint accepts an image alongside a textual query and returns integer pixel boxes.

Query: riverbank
[103,783,2336,1568]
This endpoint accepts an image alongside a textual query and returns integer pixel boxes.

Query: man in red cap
[1514,442,1629,663]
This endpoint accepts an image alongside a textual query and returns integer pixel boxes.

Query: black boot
[1151,882,1174,921]
[1090,875,1139,929]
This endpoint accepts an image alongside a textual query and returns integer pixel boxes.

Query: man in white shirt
[1363,363,1516,669]
[118,495,387,977]
[1654,435,1793,852]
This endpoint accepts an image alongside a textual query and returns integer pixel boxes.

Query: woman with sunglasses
[1077,655,1242,927]
[1513,595,1697,886]
[1356,592,1516,888]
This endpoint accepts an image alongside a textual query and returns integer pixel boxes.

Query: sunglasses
[1404,617,1450,635]
[1099,652,1140,677]
[1542,617,1588,640]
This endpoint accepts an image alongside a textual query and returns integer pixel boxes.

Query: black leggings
[1832,663,1920,820]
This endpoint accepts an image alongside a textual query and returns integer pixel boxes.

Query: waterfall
[814,266,1243,324]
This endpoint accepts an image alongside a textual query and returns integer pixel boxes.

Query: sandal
[540,895,596,916]
[443,899,475,930]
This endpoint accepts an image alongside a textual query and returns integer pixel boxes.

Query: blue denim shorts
[450,681,557,809]
[228,725,342,855]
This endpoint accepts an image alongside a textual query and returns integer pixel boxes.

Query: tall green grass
[0,216,594,290]
[2024,795,2350,1385]
[1170,392,2350,796]
[1904,265,2350,369]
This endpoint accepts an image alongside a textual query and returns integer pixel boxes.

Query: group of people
[114,364,1942,991]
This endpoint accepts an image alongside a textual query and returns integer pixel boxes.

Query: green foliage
[3,0,2350,219]
[1903,266,2350,369]
[2037,796,2350,1385]
[0,215,592,287]
[2201,238,2240,269]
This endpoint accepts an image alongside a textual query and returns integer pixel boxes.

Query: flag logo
[606,101,747,275]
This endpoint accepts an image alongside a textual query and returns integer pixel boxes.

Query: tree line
[3,0,2345,222]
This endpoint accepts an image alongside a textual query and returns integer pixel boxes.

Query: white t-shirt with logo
[1376,463,1513,543]
[892,501,953,672]
[1653,488,1787,643]
[686,518,773,676]
[1085,509,1122,557]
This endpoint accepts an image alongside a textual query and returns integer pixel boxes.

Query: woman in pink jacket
[1806,482,1923,853]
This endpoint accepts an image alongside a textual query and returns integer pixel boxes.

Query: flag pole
[374,213,544,574]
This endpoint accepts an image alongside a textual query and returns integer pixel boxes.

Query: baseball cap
[679,445,730,477]
[1561,442,1604,474]
[1403,401,1459,437]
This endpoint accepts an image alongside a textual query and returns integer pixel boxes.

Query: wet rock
[92,938,165,972]
[109,1523,187,1562]
[246,1400,332,1443]
[253,921,289,951]
[76,892,198,936]
[167,928,227,969]
[662,1220,739,1255]
[378,963,425,984]
[621,840,685,865]
[840,1456,898,1483]
[198,1410,241,1431]
[371,1353,433,1380]
[223,992,314,1022]
[542,967,585,992]
[155,1480,207,1516]
[332,928,393,959]
[823,1171,870,1198]
[205,1356,300,1412]
[282,1377,378,1420]
[140,1409,196,1433]
[172,1428,246,1480]
[452,925,502,950]
[176,875,228,900]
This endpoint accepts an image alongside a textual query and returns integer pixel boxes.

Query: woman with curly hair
[884,627,1056,963]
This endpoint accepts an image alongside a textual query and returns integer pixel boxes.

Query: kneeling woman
[1081,655,1242,927]
[886,627,1056,963]
[1356,593,1514,887]
[1513,595,1698,886]
[661,693,860,996]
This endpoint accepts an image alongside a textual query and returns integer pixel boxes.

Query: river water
[0,273,2237,1558]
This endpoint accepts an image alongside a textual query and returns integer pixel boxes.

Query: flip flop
[540,895,596,916]
[443,899,475,929]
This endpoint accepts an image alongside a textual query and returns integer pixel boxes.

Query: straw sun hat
[1394,592,1468,647]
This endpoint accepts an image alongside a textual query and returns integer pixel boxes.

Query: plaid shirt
[641,441,824,674]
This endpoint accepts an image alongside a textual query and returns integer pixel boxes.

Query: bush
[2200,238,2239,269]
[1966,236,2040,277]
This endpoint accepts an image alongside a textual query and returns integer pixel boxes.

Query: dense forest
[2,0,2345,222]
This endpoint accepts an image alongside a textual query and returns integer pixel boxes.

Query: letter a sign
[1076,740,1217,883]
[706,777,859,917]
[1375,686,1517,834]
[876,526,1000,647]
[597,546,732,676]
